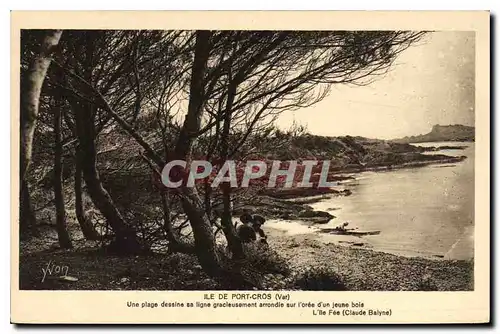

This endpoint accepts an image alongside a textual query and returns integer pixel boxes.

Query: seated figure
[236,213,268,244]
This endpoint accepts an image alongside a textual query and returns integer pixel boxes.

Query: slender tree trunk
[219,82,244,259]
[19,29,62,238]
[174,31,225,277]
[221,184,244,258]
[174,30,212,159]
[74,149,100,240]
[53,100,73,249]
[203,182,213,219]
[19,179,38,240]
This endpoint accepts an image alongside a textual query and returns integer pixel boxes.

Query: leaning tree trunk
[19,29,63,239]
[53,100,73,249]
[74,102,142,254]
[74,149,100,240]
[180,189,257,288]
[71,30,142,254]
[161,193,195,254]
[20,29,62,181]
[173,32,256,288]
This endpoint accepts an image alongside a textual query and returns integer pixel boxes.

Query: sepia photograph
[10,10,490,324]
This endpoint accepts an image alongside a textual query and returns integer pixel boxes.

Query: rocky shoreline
[236,153,467,227]
[233,148,474,289]
[330,155,467,174]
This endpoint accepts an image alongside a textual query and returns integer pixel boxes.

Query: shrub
[293,265,346,291]
[241,243,291,276]
[417,274,438,291]
[213,243,291,290]
[216,243,291,277]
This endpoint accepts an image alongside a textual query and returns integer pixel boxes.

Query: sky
[276,31,475,140]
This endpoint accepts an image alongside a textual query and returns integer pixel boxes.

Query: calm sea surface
[267,142,474,260]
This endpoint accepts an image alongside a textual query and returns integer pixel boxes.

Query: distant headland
[391,124,475,144]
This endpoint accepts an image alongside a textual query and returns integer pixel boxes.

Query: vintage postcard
[11,11,490,324]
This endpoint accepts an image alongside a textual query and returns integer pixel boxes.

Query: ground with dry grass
[18,224,473,291]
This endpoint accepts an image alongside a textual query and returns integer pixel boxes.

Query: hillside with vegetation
[255,130,466,170]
